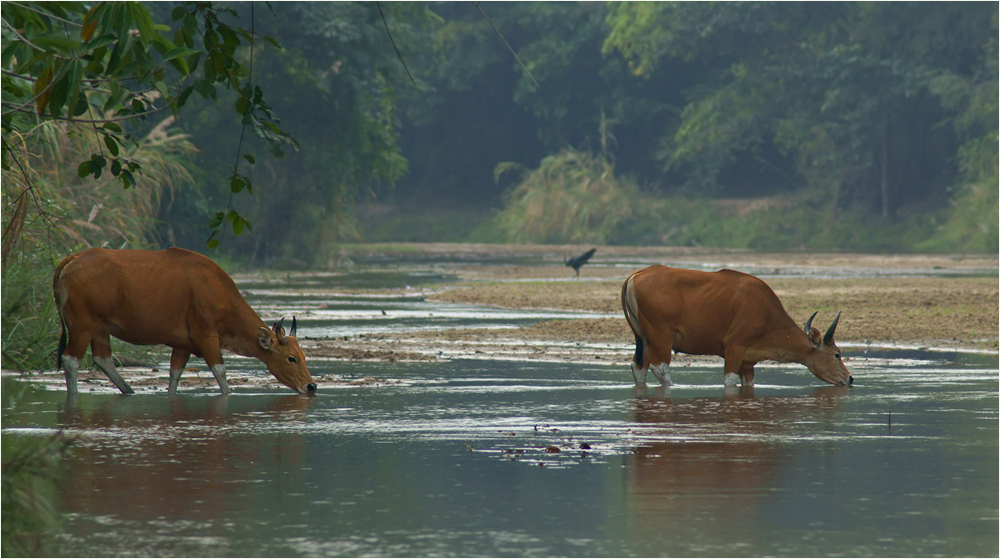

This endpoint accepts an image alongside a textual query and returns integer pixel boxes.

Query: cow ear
[258,326,276,351]
[807,327,822,348]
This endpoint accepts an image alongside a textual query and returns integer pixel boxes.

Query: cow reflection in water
[625,387,849,540]
[59,394,314,519]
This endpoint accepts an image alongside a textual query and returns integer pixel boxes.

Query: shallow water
[4,258,998,557]
[4,347,997,557]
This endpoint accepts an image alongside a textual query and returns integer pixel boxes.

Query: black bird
[565,248,596,278]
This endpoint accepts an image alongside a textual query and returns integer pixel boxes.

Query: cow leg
[723,346,747,388]
[168,348,191,395]
[650,362,673,387]
[61,324,96,396]
[90,332,134,394]
[644,329,675,387]
[210,364,231,395]
[62,355,81,396]
[738,362,755,387]
[201,341,231,395]
[630,361,648,387]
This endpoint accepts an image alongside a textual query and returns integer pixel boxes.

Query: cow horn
[289,316,297,338]
[274,317,286,340]
[803,311,818,334]
[823,311,841,345]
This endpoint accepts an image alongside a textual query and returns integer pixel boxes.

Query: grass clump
[491,148,641,245]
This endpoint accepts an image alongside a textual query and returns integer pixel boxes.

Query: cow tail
[53,254,75,369]
[621,272,644,366]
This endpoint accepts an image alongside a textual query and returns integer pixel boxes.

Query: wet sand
[312,246,998,364]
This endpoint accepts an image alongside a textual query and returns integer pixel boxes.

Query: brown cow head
[256,317,316,394]
[803,311,853,386]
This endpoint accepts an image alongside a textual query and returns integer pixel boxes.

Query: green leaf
[242,153,256,164]
[118,169,134,189]
[71,91,89,117]
[208,212,225,228]
[84,33,119,51]
[77,160,91,178]
[235,96,249,115]
[176,85,194,109]
[232,216,245,235]
[161,46,199,62]
[111,158,122,176]
[130,3,156,48]
[48,71,70,118]
[171,6,187,21]
[193,79,216,100]
[104,135,120,156]
[103,121,123,133]
[230,176,245,193]
[32,36,81,51]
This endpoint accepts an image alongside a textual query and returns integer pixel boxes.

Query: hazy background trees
[4,1,998,273]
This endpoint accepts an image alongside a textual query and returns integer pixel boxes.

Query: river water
[3,255,997,557]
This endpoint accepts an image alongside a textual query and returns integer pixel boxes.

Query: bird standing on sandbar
[565,248,596,278]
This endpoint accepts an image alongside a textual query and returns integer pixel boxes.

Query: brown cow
[53,247,316,395]
[621,265,852,387]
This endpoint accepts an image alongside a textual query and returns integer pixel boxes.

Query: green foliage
[1,1,296,248]
[168,2,436,265]
[492,148,639,244]
[1,244,60,372]
[396,2,675,209]
[602,1,998,230]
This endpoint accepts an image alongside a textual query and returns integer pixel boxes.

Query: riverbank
[9,245,995,393]
[311,246,998,365]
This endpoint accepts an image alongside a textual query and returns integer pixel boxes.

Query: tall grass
[492,148,641,244]
[2,117,198,370]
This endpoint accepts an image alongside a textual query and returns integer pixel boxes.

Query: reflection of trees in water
[58,395,315,519]
[625,387,849,540]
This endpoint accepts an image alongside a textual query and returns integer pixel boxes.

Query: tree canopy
[3,1,996,264]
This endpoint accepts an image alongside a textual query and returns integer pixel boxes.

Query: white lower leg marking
[63,355,80,395]
[650,362,673,387]
[724,372,739,387]
[631,362,647,387]
[168,368,183,393]
[211,364,231,394]
[93,355,134,394]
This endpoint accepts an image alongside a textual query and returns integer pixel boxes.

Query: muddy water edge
[2,245,997,557]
